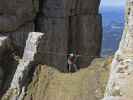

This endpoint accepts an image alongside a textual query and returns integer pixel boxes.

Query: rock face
[103,0,133,100]
[68,0,102,67]
[2,32,45,100]
[0,0,36,48]
[0,0,102,99]
[0,0,37,95]
[0,35,9,89]
[0,0,102,72]
[24,58,111,100]
[36,0,102,69]
[0,67,3,89]
[0,35,10,60]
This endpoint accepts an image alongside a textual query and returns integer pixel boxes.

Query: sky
[100,0,126,7]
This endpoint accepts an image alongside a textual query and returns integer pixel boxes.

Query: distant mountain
[100,6,125,57]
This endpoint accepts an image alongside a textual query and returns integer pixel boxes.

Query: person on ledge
[67,53,79,72]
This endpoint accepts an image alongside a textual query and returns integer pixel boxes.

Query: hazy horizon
[99,0,126,12]
[99,0,125,56]
[100,0,126,8]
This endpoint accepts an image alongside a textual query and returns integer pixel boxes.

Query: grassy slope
[24,57,112,100]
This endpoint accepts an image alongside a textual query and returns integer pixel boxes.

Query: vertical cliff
[0,0,103,99]
[0,0,38,95]
[35,0,69,71]
[36,0,102,70]
[68,0,102,67]
[0,0,102,81]
[103,0,133,100]
[0,0,36,48]
[1,32,109,100]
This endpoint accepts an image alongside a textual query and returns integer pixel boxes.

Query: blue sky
[100,0,126,7]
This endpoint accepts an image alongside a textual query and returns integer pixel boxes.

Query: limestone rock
[0,35,10,59]
[24,57,110,100]
[0,0,37,48]
[2,32,45,100]
[0,0,35,32]
[1,0,103,99]
[2,27,102,99]
[0,35,10,89]
[103,0,133,99]
[36,0,102,69]
[9,22,35,49]
[0,66,4,89]
[103,96,125,100]
[70,14,102,67]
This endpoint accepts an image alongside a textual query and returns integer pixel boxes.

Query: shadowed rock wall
[0,0,102,71]
[0,0,37,95]
[36,0,102,70]
[0,0,102,72]
[0,0,103,99]
[69,0,102,67]
[0,0,36,48]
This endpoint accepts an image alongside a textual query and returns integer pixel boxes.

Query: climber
[67,53,79,72]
